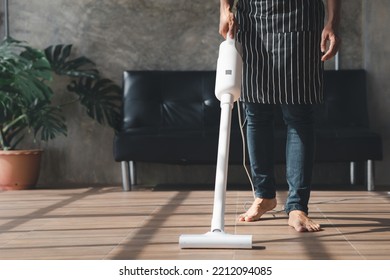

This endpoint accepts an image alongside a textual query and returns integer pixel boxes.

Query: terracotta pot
[0,149,43,191]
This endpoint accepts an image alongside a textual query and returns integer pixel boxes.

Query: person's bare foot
[288,210,321,232]
[238,198,277,222]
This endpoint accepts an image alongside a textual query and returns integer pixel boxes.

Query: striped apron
[236,0,325,104]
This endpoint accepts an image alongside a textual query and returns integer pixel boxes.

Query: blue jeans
[244,103,315,214]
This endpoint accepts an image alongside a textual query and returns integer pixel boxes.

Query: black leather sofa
[113,70,382,191]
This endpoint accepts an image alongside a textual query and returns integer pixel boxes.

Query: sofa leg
[121,161,131,191]
[129,161,137,186]
[367,160,375,191]
[350,161,356,185]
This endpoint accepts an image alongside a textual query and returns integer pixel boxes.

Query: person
[219,0,341,232]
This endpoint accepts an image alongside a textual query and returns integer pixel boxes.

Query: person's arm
[219,0,236,39]
[321,0,342,61]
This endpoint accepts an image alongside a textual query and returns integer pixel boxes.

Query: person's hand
[321,24,341,61]
[219,3,237,39]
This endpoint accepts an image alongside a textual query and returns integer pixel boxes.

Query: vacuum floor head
[179,231,252,249]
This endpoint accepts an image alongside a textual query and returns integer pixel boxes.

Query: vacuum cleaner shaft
[211,93,234,232]
[179,93,252,249]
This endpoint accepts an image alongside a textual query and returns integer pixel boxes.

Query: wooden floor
[0,185,390,260]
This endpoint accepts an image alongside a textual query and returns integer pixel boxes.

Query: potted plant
[0,37,121,190]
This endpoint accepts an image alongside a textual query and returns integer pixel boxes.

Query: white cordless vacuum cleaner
[179,32,252,249]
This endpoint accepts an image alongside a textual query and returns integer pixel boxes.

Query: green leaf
[67,77,122,131]
[45,44,99,79]
[0,38,53,102]
[27,99,67,141]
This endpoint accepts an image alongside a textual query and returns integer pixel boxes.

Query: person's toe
[238,215,245,222]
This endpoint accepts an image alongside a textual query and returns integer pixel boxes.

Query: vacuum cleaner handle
[214,30,243,103]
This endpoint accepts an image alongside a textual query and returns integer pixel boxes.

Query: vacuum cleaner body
[215,35,242,103]
[179,34,252,249]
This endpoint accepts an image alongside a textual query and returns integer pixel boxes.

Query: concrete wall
[2,0,387,187]
[363,0,390,185]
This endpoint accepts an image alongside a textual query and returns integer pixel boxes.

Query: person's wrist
[326,17,340,33]
[323,25,339,41]
[220,0,231,12]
